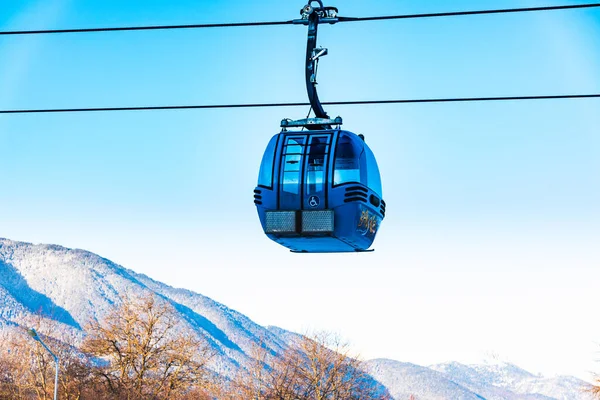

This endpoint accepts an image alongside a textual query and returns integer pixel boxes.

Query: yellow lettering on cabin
[358,210,370,228]
[369,216,377,234]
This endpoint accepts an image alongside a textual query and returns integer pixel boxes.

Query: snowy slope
[430,361,593,400]
[367,358,593,400]
[0,237,593,398]
[366,359,485,400]
[0,238,286,374]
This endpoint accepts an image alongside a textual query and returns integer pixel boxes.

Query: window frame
[332,131,364,190]
[304,134,331,209]
[280,136,306,196]
[257,134,281,190]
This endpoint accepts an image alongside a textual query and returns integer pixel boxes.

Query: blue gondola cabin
[254,128,385,253]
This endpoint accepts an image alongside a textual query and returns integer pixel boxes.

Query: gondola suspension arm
[282,1,341,131]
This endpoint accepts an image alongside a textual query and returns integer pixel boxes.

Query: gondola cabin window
[333,133,361,186]
[282,137,305,195]
[306,136,329,196]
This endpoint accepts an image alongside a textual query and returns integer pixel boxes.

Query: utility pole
[28,328,59,400]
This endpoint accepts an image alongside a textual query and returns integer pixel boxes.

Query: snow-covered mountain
[367,358,593,400]
[430,360,593,400]
[0,237,286,374]
[0,238,593,399]
[366,359,485,400]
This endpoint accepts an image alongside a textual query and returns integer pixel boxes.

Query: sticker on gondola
[358,208,378,236]
[308,195,320,208]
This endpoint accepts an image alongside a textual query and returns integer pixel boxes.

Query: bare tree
[280,331,391,400]
[0,321,94,400]
[223,331,391,400]
[0,346,18,400]
[82,294,214,400]
[217,338,280,400]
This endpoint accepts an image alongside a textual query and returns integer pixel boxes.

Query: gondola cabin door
[279,134,331,211]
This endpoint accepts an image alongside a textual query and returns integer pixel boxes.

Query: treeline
[0,295,391,400]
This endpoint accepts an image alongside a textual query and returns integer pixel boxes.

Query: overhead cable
[0,20,293,36]
[337,3,600,23]
[1,3,599,36]
[2,94,599,114]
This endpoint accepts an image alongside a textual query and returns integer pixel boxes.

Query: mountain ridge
[0,237,285,374]
[0,237,592,399]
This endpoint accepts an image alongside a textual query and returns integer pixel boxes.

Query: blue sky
[1,0,599,380]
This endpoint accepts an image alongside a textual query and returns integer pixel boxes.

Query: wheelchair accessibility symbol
[308,196,320,208]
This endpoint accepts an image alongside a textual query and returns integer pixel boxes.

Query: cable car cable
[1,94,599,114]
[1,3,599,36]
[0,20,294,36]
[336,3,600,23]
